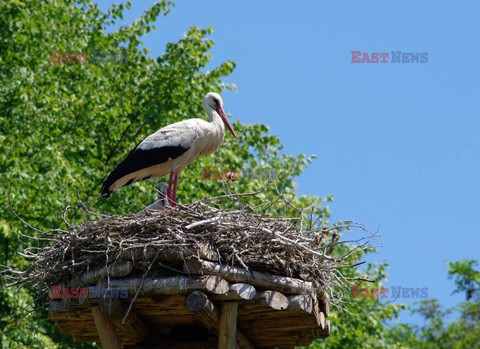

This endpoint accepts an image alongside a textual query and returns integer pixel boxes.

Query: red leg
[167,170,174,206]
[172,171,181,207]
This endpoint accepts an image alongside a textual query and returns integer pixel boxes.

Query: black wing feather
[100,145,189,196]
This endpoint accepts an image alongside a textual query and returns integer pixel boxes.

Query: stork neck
[206,108,225,130]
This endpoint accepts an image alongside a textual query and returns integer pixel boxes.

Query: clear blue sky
[95,0,480,325]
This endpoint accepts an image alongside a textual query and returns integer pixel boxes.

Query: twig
[121,250,159,324]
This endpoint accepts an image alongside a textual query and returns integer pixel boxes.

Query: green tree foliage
[310,259,480,349]
[308,246,406,349]
[0,0,327,347]
[385,259,480,349]
[2,1,476,348]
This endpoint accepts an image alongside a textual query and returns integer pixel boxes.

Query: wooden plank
[186,291,218,333]
[318,311,326,329]
[184,258,313,294]
[107,275,229,295]
[218,302,238,349]
[247,329,317,346]
[186,291,254,349]
[49,300,68,313]
[240,317,330,338]
[91,305,121,349]
[322,320,330,337]
[245,330,318,347]
[318,291,330,317]
[254,290,289,310]
[312,293,326,327]
[73,336,100,343]
[124,340,217,349]
[99,298,149,343]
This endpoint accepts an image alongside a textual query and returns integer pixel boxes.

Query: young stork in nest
[100,92,237,206]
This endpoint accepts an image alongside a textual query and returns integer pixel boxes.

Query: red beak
[217,107,237,138]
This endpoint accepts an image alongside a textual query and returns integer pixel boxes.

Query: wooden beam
[318,311,326,329]
[211,283,256,301]
[325,320,331,336]
[73,336,101,343]
[254,290,289,310]
[240,316,329,334]
[186,291,218,333]
[312,293,327,327]
[91,305,121,349]
[98,298,149,343]
[107,275,229,295]
[319,291,330,317]
[218,302,238,349]
[186,291,254,349]
[287,294,313,313]
[124,340,217,349]
[184,258,313,294]
[229,283,256,300]
[80,261,133,286]
[49,300,68,313]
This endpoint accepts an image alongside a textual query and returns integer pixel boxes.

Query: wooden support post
[98,298,149,343]
[187,291,254,349]
[218,302,238,349]
[91,305,121,349]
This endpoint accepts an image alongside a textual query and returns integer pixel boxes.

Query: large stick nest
[4,192,375,305]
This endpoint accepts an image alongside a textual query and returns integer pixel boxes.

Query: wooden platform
[49,260,330,348]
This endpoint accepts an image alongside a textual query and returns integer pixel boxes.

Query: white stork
[135,182,170,216]
[100,92,236,206]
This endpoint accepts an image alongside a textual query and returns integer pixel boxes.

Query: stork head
[203,92,237,138]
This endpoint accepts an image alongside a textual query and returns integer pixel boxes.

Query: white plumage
[101,92,236,206]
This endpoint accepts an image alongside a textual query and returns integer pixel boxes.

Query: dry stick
[196,184,269,205]
[299,204,315,234]
[121,250,160,325]
[264,228,335,261]
[77,199,115,219]
[185,216,220,230]
[8,195,48,236]
[335,261,366,269]
[272,181,303,214]
[16,230,59,242]
[158,261,185,274]
[339,242,370,261]
[309,205,315,231]
[345,277,375,283]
